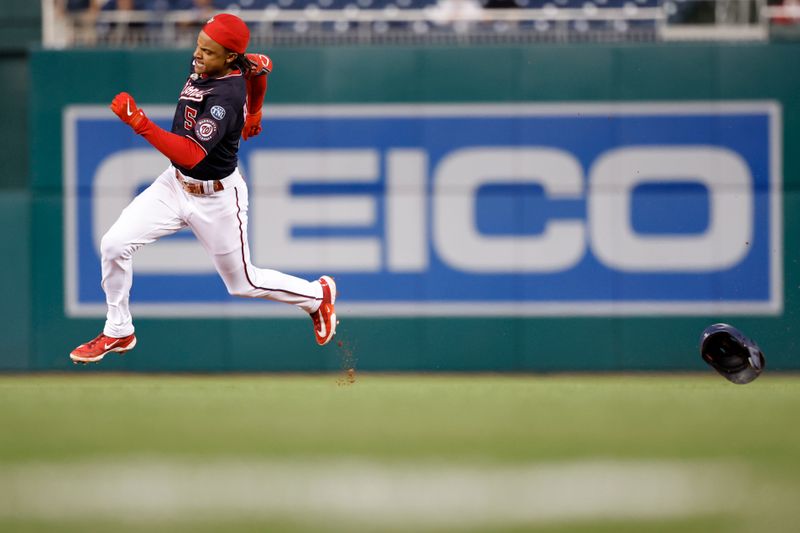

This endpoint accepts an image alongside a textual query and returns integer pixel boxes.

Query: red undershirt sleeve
[246,74,267,114]
[137,118,206,169]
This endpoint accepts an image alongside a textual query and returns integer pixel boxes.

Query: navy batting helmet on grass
[700,323,765,384]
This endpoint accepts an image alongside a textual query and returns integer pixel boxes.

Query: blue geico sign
[64,103,782,317]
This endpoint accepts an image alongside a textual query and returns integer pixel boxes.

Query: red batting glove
[242,109,262,141]
[244,53,272,78]
[110,92,148,134]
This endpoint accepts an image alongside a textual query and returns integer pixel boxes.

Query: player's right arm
[110,92,205,169]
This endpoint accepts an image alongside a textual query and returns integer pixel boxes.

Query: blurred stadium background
[3,0,799,374]
[2,1,800,531]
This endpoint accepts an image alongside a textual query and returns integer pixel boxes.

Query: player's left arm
[241,53,272,141]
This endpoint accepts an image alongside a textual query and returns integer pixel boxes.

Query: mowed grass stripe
[0,459,744,527]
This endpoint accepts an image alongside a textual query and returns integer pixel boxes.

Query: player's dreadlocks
[231,52,255,75]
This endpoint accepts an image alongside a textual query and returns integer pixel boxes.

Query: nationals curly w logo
[194,119,217,141]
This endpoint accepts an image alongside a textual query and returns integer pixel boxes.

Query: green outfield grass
[1,373,799,532]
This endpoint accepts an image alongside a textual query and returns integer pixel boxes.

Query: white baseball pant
[100,165,323,337]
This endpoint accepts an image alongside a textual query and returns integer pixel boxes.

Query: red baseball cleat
[310,276,337,346]
[70,333,137,364]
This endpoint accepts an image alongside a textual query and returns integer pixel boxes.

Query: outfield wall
[16,43,800,372]
[0,1,39,370]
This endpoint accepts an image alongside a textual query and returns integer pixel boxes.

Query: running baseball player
[70,13,337,364]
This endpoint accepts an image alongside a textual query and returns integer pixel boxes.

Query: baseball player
[70,13,337,364]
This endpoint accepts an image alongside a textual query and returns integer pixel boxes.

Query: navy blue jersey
[171,63,246,180]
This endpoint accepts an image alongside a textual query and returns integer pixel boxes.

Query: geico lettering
[433,147,585,273]
[588,147,753,272]
[92,146,755,275]
[250,149,381,272]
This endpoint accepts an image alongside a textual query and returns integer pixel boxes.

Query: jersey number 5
[184,106,198,130]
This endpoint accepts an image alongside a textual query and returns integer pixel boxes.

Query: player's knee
[227,284,257,299]
[219,266,259,298]
[100,231,130,261]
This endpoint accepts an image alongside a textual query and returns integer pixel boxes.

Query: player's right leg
[71,168,188,363]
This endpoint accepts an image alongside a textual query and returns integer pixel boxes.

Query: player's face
[193,31,236,77]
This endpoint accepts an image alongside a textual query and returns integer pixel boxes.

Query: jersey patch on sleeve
[195,118,219,142]
[210,105,226,120]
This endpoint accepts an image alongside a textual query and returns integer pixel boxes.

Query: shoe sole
[70,337,137,364]
[319,276,337,346]
[321,275,337,306]
[321,310,337,346]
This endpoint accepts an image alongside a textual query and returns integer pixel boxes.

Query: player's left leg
[188,171,337,345]
[71,168,189,362]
